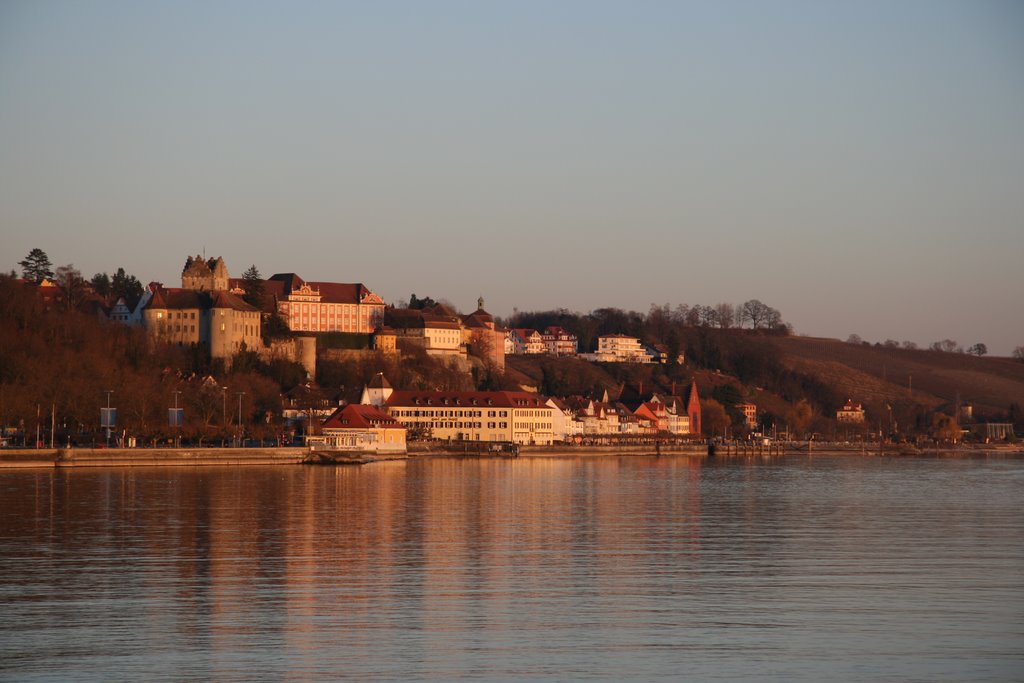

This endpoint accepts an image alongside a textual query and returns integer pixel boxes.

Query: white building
[581,335,653,363]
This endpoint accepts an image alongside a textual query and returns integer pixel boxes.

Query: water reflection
[1,455,1022,681]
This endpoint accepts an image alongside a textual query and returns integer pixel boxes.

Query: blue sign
[168,408,184,427]
[101,407,116,428]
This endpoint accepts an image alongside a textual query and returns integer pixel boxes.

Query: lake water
[1,455,1022,681]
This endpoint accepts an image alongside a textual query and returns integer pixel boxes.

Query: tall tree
[786,399,813,438]
[111,267,143,302]
[19,248,54,283]
[91,272,112,298]
[700,399,730,438]
[408,293,437,310]
[241,265,265,309]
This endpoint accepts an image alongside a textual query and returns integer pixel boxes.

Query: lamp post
[220,386,228,448]
[236,392,245,447]
[103,390,114,447]
[173,390,182,447]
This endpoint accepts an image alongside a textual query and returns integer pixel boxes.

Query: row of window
[514,423,552,431]
[428,422,509,430]
[394,409,510,418]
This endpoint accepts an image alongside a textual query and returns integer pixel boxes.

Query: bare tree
[714,303,735,329]
[698,305,719,328]
[931,339,962,353]
[739,299,774,329]
[55,264,87,311]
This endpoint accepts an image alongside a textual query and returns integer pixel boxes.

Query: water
[1,455,1022,681]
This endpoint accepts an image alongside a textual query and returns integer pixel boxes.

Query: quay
[0,447,311,468]
[2,442,1018,469]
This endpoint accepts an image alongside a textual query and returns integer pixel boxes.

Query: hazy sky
[2,1,1022,353]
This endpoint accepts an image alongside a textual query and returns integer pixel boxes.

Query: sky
[1,1,1022,354]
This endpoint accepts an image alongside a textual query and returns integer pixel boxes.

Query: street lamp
[103,390,114,447]
[236,391,245,446]
[172,390,182,447]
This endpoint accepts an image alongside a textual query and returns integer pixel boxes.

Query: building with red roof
[318,404,407,453]
[384,387,554,444]
[239,272,384,334]
[837,399,866,423]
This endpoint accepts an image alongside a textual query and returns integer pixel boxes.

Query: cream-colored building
[509,329,545,355]
[580,334,653,363]
[315,404,407,453]
[143,286,261,359]
[385,389,554,445]
[837,399,866,423]
[542,326,578,356]
[385,305,467,358]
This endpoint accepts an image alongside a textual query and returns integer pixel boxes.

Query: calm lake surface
[1,455,1022,682]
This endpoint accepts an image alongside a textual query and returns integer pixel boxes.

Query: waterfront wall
[0,447,309,468]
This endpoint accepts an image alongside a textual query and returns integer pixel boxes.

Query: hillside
[503,333,1024,435]
[769,336,1024,417]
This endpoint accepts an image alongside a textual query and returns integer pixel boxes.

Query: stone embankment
[1,443,1018,468]
[0,447,310,468]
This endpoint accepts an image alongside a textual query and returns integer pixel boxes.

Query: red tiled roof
[143,287,257,312]
[210,290,259,312]
[230,274,382,308]
[462,308,494,328]
[385,390,549,409]
[322,404,403,430]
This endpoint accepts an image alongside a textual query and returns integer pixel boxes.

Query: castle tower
[182,255,230,291]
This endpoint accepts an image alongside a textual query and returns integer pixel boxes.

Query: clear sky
[2,1,1022,354]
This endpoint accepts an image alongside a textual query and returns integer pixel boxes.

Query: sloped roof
[462,308,494,328]
[322,404,404,430]
[386,390,550,409]
[142,286,257,312]
[210,290,259,312]
[261,273,383,306]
